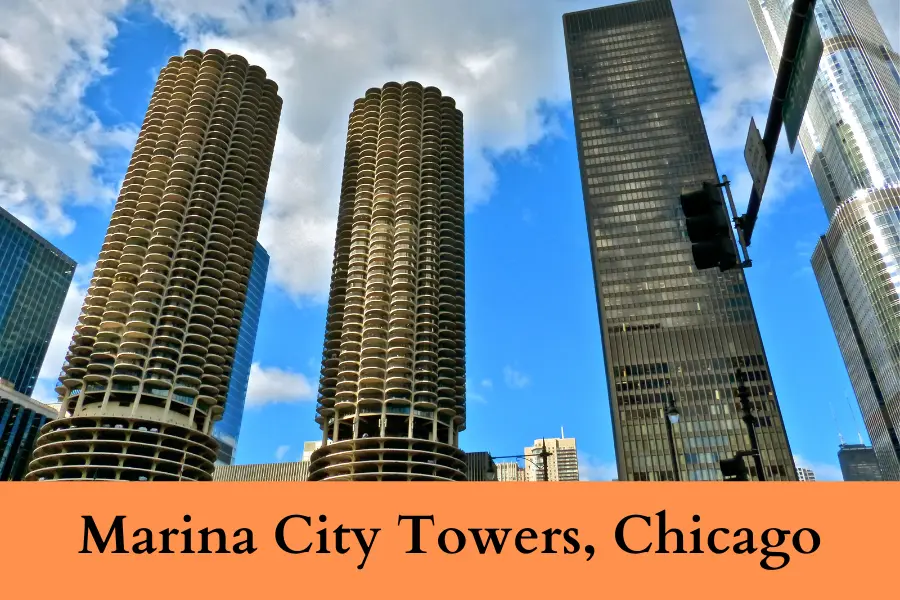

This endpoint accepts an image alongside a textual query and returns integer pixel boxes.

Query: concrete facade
[26,49,282,481]
[309,82,467,481]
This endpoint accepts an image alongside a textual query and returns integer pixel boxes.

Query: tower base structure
[308,437,467,481]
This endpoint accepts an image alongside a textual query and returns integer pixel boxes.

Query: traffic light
[720,456,750,481]
[680,182,739,271]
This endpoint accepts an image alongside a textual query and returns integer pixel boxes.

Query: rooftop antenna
[845,393,865,445]
[829,402,844,446]
[561,426,565,439]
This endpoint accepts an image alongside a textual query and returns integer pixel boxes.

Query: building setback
[563,0,796,481]
[213,241,269,465]
[748,0,900,480]
[25,49,282,481]
[838,442,883,480]
[308,82,467,481]
[0,205,75,396]
[1,379,57,480]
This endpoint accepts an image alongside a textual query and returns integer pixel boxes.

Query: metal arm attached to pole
[491,441,552,481]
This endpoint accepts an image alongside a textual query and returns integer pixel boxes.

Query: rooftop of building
[0,204,76,268]
[0,379,59,419]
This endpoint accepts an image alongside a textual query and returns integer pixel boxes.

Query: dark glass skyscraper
[838,442,883,481]
[563,0,796,481]
[0,205,75,396]
[213,241,269,465]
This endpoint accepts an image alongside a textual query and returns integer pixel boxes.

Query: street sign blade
[783,10,824,152]
[744,117,770,198]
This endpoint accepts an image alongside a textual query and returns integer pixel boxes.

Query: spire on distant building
[830,402,845,445]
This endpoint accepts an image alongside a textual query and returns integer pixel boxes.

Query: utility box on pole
[720,456,750,481]
[680,182,739,272]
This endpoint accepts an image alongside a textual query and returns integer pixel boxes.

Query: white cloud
[465,379,487,403]
[0,0,135,236]
[38,259,96,384]
[794,455,844,481]
[134,0,900,301]
[503,366,531,389]
[578,453,618,481]
[678,0,897,217]
[275,444,291,461]
[246,363,315,407]
[3,0,893,301]
[145,0,900,300]
[481,379,493,389]
[148,0,583,299]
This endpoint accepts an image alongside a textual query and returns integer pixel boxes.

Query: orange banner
[0,482,895,598]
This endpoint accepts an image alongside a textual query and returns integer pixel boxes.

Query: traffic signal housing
[680,182,739,271]
[720,456,750,481]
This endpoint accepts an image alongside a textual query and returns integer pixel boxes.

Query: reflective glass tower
[26,49,282,481]
[0,205,75,396]
[749,0,900,479]
[563,0,797,481]
[308,81,467,481]
[213,241,268,465]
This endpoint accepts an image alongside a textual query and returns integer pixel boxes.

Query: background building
[494,461,525,481]
[749,0,900,480]
[25,49,282,481]
[796,465,817,481]
[308,81,467,481]
[838,442,884,480]
[563,0,796,482]
[524,436,580,481]
[465,451,497,481]
[212,241,269,465]
[212,460,309,482]
[302,440,323,462]
[0,205,75,396]
[212,439,321,481]
[1,379,57,480]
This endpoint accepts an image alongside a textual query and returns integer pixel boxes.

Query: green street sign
[783,11,824,153]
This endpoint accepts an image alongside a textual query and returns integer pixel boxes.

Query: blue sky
[3,0,898,481]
